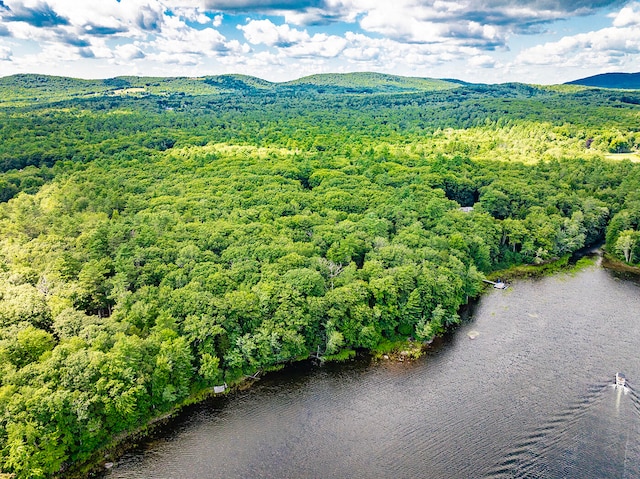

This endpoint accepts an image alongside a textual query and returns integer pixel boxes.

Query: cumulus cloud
[238,19,347,58]
[203,0,633,61]
[611,1,640,27]
[154,27,232,55]
[115,43,146,60]
[172,6,211,24]
[205,0,627,35]
[239,19,309,46]
[146,50,201,65]
[136,4,163,31]
[38,42,86,62]
[515,0,640,72]
[0,1,198,41]
[358,4,506,48]
[339,31,483,70]
[0,0,246,71]
[153,13,245,59]
[352,1,630,49]
[0,45,12,60]
[517,24,640,68]
[469,54,498,68]
[206,0,628,51]
[285,32,347,57]
[3,1,69,27]
[235,16,501,73]
[1,1,158,41]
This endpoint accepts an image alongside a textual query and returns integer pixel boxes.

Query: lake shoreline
[70,254,599,479]
[601,253,640,275]
[91,260,640,479]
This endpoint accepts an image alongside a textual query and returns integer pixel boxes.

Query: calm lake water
[103,261,640,479]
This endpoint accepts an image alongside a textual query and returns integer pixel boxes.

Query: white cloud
[0,0,159,69]
[239,19,309,47]
[238,18,347,58]
[0,0,163,37]
[226,0,612,50]
[517,26,640,67]
[218,49,282,68]
[172,7,212,24]
[341,32,400,65]
[0,1,222,43]
[115,43,146,60]
[469,54,498,68]
[146,50,201,66]
[206,0,620,32]
[341,31,481,69]
[343,44,380,62]
[281,0,361,26]
[0,46,12,61]
[513,1,640,74]
[155,20,229,54]
[0,1,244,71]
[357,2,508,48]
[87,38,115,59]
[611,2,640,27]
[3,20,47,41]
[37,42,86,63]
[237,17,490,66]
[284,32,347,58]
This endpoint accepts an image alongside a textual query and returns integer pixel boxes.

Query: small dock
[483,279,507,289]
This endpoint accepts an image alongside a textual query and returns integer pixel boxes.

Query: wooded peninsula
[1,72,639,478]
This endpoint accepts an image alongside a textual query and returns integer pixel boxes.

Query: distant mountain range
[1,71,638,106]
[0,72,464,105]
[565,72,640,89]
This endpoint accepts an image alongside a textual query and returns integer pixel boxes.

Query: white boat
[482,279,507,289]
[615,372,626,388]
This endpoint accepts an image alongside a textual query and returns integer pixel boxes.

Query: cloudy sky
[0,0,638,83]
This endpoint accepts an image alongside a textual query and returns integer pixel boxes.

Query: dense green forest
[1,73,640,478]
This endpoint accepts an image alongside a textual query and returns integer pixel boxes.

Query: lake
[103,260,640,479]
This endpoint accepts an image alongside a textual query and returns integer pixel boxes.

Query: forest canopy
[1,73,640,478]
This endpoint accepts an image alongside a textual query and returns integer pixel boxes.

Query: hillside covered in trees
[566,72,640,90]
[1,73,640,478]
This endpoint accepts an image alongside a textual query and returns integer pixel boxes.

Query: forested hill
[1,73,640,478]
[282,72,461,92]
[0,72,462,106]
[565,72,640,89]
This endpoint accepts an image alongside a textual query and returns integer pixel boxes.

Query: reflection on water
[104,264,640,479]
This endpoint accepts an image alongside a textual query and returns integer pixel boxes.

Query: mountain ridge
[0,72,464,104]
[2,71,638,106]
[565,72,640,89]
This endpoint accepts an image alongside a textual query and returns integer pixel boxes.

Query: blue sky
[0,0,638,84]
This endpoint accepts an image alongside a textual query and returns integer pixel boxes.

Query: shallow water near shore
[103,263,640,479]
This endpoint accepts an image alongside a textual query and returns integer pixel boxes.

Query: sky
[0,0,639,84]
